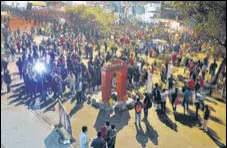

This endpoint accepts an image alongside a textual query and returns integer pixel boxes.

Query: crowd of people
[80,121,117,148]
[1,7,226,148]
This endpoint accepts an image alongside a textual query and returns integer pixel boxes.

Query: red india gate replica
[101,59,128,105]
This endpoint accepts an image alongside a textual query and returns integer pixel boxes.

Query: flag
[59,102,72,136]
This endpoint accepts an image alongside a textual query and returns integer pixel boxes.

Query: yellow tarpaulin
[153,39,167,45]
[1,11,8,16]
[29,1,46,7]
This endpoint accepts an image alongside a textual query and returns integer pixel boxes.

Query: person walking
[134,97,143,124]
[80,126,89,148]
[90,131,105,148]
[202,105,210,132]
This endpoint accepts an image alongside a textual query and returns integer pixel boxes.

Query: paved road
[1,93,52,148]
[1,34,226,148]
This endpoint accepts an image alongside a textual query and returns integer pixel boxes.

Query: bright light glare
[34,61,46,74]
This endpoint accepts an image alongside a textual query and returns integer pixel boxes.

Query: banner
[59,101,72,137]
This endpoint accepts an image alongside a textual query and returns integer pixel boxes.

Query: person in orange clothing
[129,55,134,65]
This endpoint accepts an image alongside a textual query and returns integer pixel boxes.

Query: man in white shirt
[161,89,168,113]
[146,68,153,94]
[77,78,83,103]
[80,126,89,148]
[65,71,76,96]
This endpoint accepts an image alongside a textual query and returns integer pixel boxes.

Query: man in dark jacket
[90,131,105,148]
[104,41,108,52]
[16,58,23,79]
[4,70,11,93]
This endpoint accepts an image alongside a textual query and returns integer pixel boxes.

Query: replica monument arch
[101,59,128,105]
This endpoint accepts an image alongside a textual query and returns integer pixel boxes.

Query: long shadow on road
[94,109,130,134]
[69,103,83,117]
[144,120,159,145]
[157,111,178,132]
[135,123,148,148]
[204,128,226,148]
[174,112,201,128]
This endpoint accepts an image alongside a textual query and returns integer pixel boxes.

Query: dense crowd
[1,8,226,148]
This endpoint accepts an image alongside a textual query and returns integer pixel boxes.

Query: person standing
[108,125,117,148]
[134,98,143,124]
[4,70,11,93]
[80,126,89,148]
[202,105,210,132]
[161,89,168,113]
[100,121,111,146]
[146,68,153,94]
[77,78,83,103]
[90,131,105,148]
[16,58,23,79]
[143,93,151,121]
[209,59,217,78]
[168,74,175,91]
[183,87,192,114]
[104,41,108,52]
[171,88,178,113]
[153,83,161,111]
[66,71,76,96]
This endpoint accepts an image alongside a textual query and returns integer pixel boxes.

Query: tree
[169,1,226,52]
[169,1,226,84]
[65,5,115,39]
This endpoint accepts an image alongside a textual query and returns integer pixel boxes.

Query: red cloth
[126,38,130,44]
[100,126,108,140]
[60,37,64,45]
[199,78,204,88]
[172,53,177,63]
[139,32,143,37]
[188,61,195,73]
[129,57,134,65]
[120,37,124,44]
[92,40,95,47]
[187,79,196,90]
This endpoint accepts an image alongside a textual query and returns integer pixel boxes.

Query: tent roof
[29,1,46,7]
